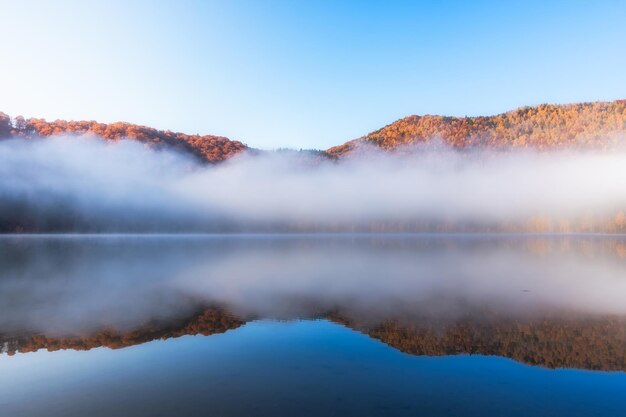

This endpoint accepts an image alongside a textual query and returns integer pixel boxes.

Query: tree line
[0,113,247,163]
[328,100,626,156]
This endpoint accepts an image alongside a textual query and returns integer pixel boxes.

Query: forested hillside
[0,113,247,163]
[3,100,626,162]
[328,100,626,156]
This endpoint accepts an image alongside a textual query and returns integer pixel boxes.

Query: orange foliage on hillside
[328,100,626,156]
[4,100,626,161]
[0,113,247,163]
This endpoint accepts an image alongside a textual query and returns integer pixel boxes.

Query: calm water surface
[0,235,625,416]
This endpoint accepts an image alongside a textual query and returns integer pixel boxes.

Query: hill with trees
[2,100,626,233]
[327,100,626,157]
[3,99,626,161]
[0,113,247,163]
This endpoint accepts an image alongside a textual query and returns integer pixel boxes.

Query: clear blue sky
[1,0,625,149]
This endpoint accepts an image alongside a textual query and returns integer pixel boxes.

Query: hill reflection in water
[1,234,625,371]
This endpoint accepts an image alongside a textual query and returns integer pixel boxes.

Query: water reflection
[1,235,625,371]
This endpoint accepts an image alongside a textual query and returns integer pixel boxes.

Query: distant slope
[327,100,626,157]
[0,113,248,163]
[4,99,626,162]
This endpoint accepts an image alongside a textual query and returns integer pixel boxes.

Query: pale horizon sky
[1,0,625,149]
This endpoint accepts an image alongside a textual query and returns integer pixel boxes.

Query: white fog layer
[0,236,625,334]
[1,136,626,230]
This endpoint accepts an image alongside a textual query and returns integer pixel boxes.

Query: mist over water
[1,136,626,231]
[1,235,625,336]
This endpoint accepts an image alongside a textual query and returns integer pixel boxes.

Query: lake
[1,234,625,416]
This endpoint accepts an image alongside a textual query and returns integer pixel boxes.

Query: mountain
[0,113,247,163]
[327,100,626,157]
[3,100,626,163]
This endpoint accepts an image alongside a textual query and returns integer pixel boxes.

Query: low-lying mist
[1,135,626,231]
[0,235,625,335]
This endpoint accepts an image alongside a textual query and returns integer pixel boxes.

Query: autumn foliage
[327,100,626,156]
[2,100,626,233]
[3,99,626,162]
[0,113,247,163]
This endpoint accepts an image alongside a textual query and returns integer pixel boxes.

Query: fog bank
[0,235,625,335]
[1,136,625,231]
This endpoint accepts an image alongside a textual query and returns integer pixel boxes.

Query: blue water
[1,319,625,417]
